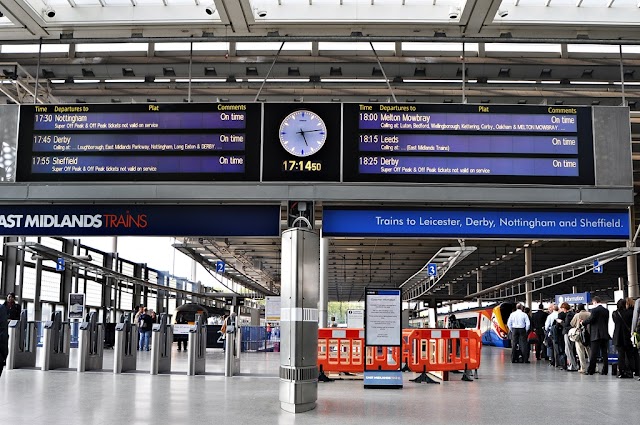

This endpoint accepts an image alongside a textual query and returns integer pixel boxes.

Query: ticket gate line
[77,312,104,372]
[187,314,206,376]
[7,310,37,370]
[150,313,172,375]
[114,314,137,374]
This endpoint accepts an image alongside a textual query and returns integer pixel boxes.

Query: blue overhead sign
[216,261,226,274]
[56,258,65,271]
[555,292,591,305]
[593,260,603,274]
[0,205,280,237]
[322,208,630,239]
[427,263,437,277]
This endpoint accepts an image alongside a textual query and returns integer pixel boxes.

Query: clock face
[279,110,327,157]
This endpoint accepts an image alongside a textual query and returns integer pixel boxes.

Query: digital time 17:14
[282,160,322,172]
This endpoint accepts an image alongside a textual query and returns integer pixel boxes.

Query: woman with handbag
[613,299,634,378]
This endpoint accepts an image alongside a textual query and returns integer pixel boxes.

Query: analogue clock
[278,110,327,157]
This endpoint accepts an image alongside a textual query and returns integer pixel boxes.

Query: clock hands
[297,128,309,146]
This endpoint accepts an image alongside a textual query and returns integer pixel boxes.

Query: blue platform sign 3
[56,258,65,271]
[427,263,437,277]
[593,260,603,274]
[216,261,226,274]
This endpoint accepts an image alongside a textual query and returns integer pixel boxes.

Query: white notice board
[265,296,281,321]
[365,289,401,346]
[347,309,364,329]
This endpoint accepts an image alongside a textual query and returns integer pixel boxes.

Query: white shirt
[507,309,530,331]
[545,311,558,331]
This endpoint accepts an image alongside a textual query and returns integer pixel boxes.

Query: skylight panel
[485,43,561,53]
[155,42,230,51]
[567,44,620,54]
[318,42,394,51]
[76,43,149,52]
[0,44,70,54]
[403,42,479,53]
[236,42,312,51]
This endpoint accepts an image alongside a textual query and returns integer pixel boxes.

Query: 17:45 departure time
[282,160,322,172]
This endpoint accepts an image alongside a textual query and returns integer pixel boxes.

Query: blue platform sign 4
[427,263,437,277]
[593,260,603,274]
[216,261,226,274]
[56,258,65,271]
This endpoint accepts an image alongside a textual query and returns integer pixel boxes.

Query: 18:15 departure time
[282,160,322,172]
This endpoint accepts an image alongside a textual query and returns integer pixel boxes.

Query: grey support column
[525,247,533,309]
[1,237,19,296]
[319,235,329,328]
[34,257,43,321]
[627,241,639,298]
[279,228,319,414]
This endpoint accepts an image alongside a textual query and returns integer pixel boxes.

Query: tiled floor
[1,346,639,425]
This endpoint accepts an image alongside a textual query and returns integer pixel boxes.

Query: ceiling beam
[0,0,50,37]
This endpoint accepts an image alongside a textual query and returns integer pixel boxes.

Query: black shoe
[600,372,608,375]
[177,348,181,351]
[525,361,531,363]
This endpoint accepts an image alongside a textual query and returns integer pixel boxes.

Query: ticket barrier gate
[114,314,137,374]
[7,310,37,370]
[41,311,70,371]
[187,314,207,376]
[78,312,104,372]
[150,313,172,375]
[224,317,241,377]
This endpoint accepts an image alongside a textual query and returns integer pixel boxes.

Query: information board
[16,103,261,182]
[343,104,594,185]
[365,289,401,346]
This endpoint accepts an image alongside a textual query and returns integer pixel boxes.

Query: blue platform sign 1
[216,261,226,274]
[56,258,65,271]
[593,260,603,274]
[427,263,437,277]
[555,292,591,305]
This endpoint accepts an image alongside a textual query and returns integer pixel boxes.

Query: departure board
[16,103,261,182]
[342,104,595,185]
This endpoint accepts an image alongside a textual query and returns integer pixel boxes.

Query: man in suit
[0,301,8,377]
[531,303,549,360]
[582,296,611,375]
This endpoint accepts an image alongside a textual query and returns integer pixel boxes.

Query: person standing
[0,301,8,377]
[5,293,20,321]
[582,296,611,375]
[626,297,639,378]
[507,303,531,363]
[138,308,153,351]
[544,304,559,366]
[571,303,591,373]
[531,303,548,360]
[612,298,634,378]
[562,303,578,371]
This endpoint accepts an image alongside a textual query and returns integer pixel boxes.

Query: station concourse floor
[1,346,639,425]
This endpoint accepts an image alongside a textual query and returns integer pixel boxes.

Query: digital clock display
[262,103,341,182]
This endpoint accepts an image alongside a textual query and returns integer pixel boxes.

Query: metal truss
[400,245,478,302]
[466,246,640,302]
[4,241,207,299]
[0,62,58,104]
[173,238,277,297]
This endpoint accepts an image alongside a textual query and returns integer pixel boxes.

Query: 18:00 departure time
[282,160,322,172]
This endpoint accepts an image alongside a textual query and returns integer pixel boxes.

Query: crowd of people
[510,296,640,379]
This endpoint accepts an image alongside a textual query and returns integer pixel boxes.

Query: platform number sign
[593,260,603,274]
[427,263,437,277]
[216,261,226,274]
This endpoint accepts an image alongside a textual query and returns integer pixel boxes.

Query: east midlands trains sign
[0,205,280,236]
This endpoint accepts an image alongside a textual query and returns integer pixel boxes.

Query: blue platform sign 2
[56,258,65,271]
[593,260,603,274]
[427,263,437,277]
[216,261,226,274]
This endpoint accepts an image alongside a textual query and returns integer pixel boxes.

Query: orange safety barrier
[317,328,365,378]
[403,328,482,383]
[317,328,482,383]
